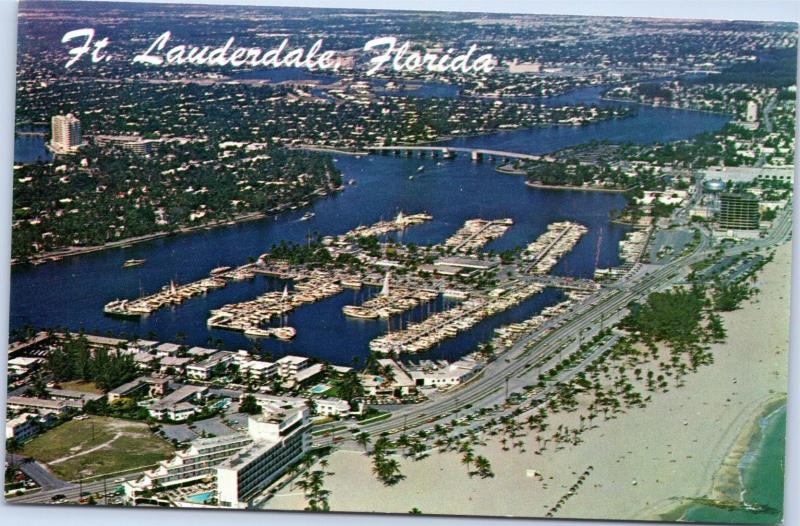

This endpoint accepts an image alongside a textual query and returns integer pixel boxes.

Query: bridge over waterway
[365,145,541,163]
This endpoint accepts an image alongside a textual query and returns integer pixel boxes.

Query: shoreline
[264,239,791,520]
[599,96,733,117]
[653,395,787,522]
[14,111,635,268]
[524,181,633,194]
[14,185,343,267]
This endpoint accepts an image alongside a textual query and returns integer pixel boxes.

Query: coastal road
[8,471,141,505]
[316,204,792,444]
[13,209,791,505]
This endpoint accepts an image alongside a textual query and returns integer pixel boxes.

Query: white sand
[265,241,791,520]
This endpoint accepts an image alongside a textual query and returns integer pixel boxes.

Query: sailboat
[273,285,296,340]
[381,272,390,296]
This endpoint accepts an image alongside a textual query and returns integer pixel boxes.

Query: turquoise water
[186,491,214,504]
[683,404,786,524]
[310,384,331,394]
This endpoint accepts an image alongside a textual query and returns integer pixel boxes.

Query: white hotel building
[216,403,310,508]
[124,395,310,507]
[124,434,254,498]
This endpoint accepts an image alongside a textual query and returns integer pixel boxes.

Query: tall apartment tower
[745,100,758,123]
[719,192,760,230]
[50,113,82,152]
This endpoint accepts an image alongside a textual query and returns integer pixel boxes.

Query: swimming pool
[185,491,214,504]
[309,384,331,394]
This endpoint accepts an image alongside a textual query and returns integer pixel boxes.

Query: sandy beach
[264,240,791,520]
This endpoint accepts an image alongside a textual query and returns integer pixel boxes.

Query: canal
[10,82,728,365]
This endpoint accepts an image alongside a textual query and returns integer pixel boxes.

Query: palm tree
[374,458,404,485]
[356,431,371,453]
[461,450,475,475]
[396,433,411,455]
[474,456,494,478]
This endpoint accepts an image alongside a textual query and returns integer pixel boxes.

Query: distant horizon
[15,0,800,24]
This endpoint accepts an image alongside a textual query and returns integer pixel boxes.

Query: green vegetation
[712,280,754,311]
[701,47,798,88]
[265,239,333,267]
[239,394,262,415]
[45,335,138,392]
[12,140,340,260]
[20,416,174,481]
[623,287,706,347]
[371,436,405,485]
[84,397,149,420]
[333,371,365,407]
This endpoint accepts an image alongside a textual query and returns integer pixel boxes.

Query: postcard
[5,0,796,522]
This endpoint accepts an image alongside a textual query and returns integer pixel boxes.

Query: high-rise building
[121,394,311,508]
[719,192,760,230]
[50,113,82,153]
[746,100,758,123]
[216,399,311,508]
[123,433,254,500]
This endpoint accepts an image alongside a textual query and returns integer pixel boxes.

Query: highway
[316,204,792,445]
[8,471,140,505]
[11,206,791,505]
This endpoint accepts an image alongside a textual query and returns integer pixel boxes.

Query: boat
[122,258,146,268]
[340,278,362,289]
[273,327,297,340]
[300,211,315,221]
[244,327,274,338]
[342,305,379,319]
[210,266,231,276]
[417,165,425,172]
[103,299,140,318]
[347,179,356,186]
[408,175,414,180]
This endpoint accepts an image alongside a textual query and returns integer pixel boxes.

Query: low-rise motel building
[123,395,310,507]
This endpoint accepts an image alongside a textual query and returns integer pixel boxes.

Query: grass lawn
[57,380,104,394]
[21,416,174,481]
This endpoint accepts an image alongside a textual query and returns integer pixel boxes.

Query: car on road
[50,494,66,502]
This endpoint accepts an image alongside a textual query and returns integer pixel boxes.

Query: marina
[103,265,258,317]
[207,272,343,337]
[522,221,588,274]
[443,218,514,254]
[342,274,439,320]
[343,211,433,239]
[369,281,547,354]
[11,90,727,365]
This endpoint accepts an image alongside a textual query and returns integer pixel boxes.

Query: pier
[522,221,588,274]
[344,212,432,239]
[444,218,514,254]
[207,271,343,337]
[342,274,438,319]
[369,281,546,354]
[103,264,260,317]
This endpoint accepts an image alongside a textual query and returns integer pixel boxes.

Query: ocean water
[682,404,786,524]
